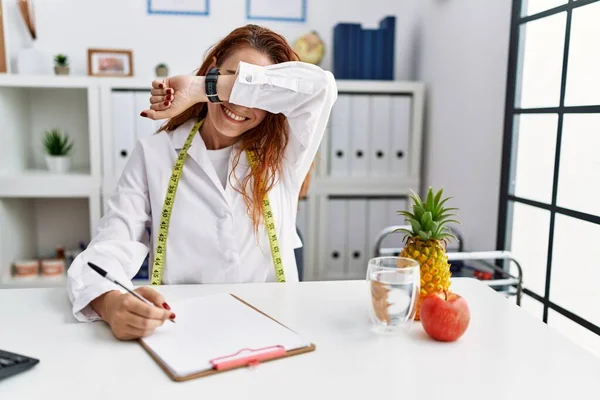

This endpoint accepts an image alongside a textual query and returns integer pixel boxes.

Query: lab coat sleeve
[67,142,151,322]
[229,61,338,185]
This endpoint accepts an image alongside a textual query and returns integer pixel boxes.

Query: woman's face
[205,48,273,139]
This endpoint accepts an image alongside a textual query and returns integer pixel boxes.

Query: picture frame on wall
[0,1,8,73]
[246,0,306,22]
[148,0,209,16]
[88,49,134,77]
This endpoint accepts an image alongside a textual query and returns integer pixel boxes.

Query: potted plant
[155,63,168,77]
[54,54,69,75]
[43,129,73,173]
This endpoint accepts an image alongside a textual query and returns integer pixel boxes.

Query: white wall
[417,0,512,251]
[3,0,421,80]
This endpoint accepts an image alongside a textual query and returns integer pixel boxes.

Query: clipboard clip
[210,346,286,371]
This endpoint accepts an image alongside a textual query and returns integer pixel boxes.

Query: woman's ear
[209,56,218,69]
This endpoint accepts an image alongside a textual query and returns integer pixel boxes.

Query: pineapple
[397,187,459,320]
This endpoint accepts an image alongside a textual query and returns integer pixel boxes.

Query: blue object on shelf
[332,16,396,80]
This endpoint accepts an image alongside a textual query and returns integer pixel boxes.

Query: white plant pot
[45,156,71,173]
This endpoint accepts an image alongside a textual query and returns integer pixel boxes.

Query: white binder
[297,199,308,244]
[329,94,351,176]
[391,96,411,176]
[326,199,347,278]
[367,199,397,256]
[350,95,370,176]
[111,91,136,178]
[347,199,368,279]
[387,198,408,227]
[369,95,392,176]
[134,91,159,140]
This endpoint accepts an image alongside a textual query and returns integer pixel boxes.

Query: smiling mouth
[221,105,248,123]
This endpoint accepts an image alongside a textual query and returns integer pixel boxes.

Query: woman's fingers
[150,95,172,105]
[151,79,165,89]
[150,88,174,97]
[125,312,166,331]
[150,100,171,112]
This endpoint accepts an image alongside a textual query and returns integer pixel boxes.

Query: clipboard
[139,294,316,382]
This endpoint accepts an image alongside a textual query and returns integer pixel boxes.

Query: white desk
[0,278,599,399]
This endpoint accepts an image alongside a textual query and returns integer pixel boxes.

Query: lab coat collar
[168,119,251,202]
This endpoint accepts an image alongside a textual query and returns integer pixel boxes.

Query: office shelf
[0,171,100,198]
[1,273,67,289]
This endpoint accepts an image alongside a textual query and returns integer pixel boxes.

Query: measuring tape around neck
[150,120,285,285]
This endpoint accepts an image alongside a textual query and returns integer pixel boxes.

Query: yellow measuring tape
[150,120,285,285]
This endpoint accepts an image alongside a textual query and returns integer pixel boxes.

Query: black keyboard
[0,349,39,380]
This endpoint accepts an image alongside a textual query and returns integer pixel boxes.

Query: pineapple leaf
[430,221,439,234]
[408,193,423,210]
[418,230,429,241]
[409,219,422,234]
[425,188,434,211]
[434,188,443,205]
[413,205,425,220]
[397,211,416,218]
[394,228,413,238]
[439,218,461,226]
[422,211,433,228]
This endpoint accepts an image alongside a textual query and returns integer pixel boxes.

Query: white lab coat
[67,61,338,321]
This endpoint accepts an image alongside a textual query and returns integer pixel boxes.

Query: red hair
[160,25,298,233]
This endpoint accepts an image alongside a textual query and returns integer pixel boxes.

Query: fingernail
[167,95,172,101]
[170,313,176,319]
[158,83,164,89]
[162,302,171,310]
[140,112,147,117]
[168,89,174,94]
[164,101,169,106]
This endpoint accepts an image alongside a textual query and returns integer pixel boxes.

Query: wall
[3,0,421,80]
[417,0,512,251]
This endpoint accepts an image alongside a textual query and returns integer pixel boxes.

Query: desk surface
[0,279,599,399]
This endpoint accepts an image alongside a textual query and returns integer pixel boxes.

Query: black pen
[87,262,175,323]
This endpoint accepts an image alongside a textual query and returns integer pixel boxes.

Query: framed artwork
[88,49,134,77]
[0,1,7,73]
[246,0,307,22]
[147,0,209,16]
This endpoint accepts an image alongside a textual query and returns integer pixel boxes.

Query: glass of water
[367,257,420,334]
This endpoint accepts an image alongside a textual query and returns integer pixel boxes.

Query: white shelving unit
[0,75,101,288]
[0,75,424,287]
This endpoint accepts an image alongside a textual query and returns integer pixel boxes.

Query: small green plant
[43,129,73,156]
[156,63,167,68]
[54,54,69,67]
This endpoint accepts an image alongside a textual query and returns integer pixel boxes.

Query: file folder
[326,199,347,278]
[330,95,351,176]
[111,91,136,178]
[391,96,411,176]
[347,199,368,278]
[350,95,370,176]
[369,95,392,176]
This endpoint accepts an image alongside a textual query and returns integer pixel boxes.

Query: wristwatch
[205,67,221,103]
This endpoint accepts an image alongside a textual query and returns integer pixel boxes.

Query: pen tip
[87,262,107,277]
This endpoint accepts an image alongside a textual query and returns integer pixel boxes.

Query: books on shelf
[333,16,396,80]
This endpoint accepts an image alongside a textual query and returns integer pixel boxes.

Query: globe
[293,31,325,65]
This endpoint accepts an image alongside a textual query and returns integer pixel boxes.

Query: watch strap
[205,67,221,103]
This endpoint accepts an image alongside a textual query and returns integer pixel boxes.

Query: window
[498,0,600,353]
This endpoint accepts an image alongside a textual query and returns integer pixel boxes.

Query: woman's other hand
[91,287,175,340]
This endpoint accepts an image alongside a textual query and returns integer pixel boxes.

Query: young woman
[67,25,337,340]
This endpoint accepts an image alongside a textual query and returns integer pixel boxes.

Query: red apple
[420,291,470,342]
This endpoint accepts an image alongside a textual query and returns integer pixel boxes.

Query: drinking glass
[367,257,420,333]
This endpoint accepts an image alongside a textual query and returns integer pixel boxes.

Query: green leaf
[418,230,429,241]
[439,218,461,226]
[408,192,423,209]
[393,228,413,238]
[422,211,433,229]
[425,188,434,211]
[410,219,422,234]
[413,205,425,220]
[434,188,443,205]
[397,211,416,219]
[430,221,439,234]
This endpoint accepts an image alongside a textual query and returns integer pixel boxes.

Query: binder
[367,199,390,257]
[326,199,347,278]
[140,293,315,382]
[333,24,350,79]
[387,198,408,227]
[379,16,396,80]
[347,199,368,278]
[369,95,392,176]
[330,94,351,176]
[390,96,411,176]
[361,29,376,80]
[134,91,159,141]
[297,199,308,242]
[111,91,136,178]
[350,95,370,176]
[348,23,363,79]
